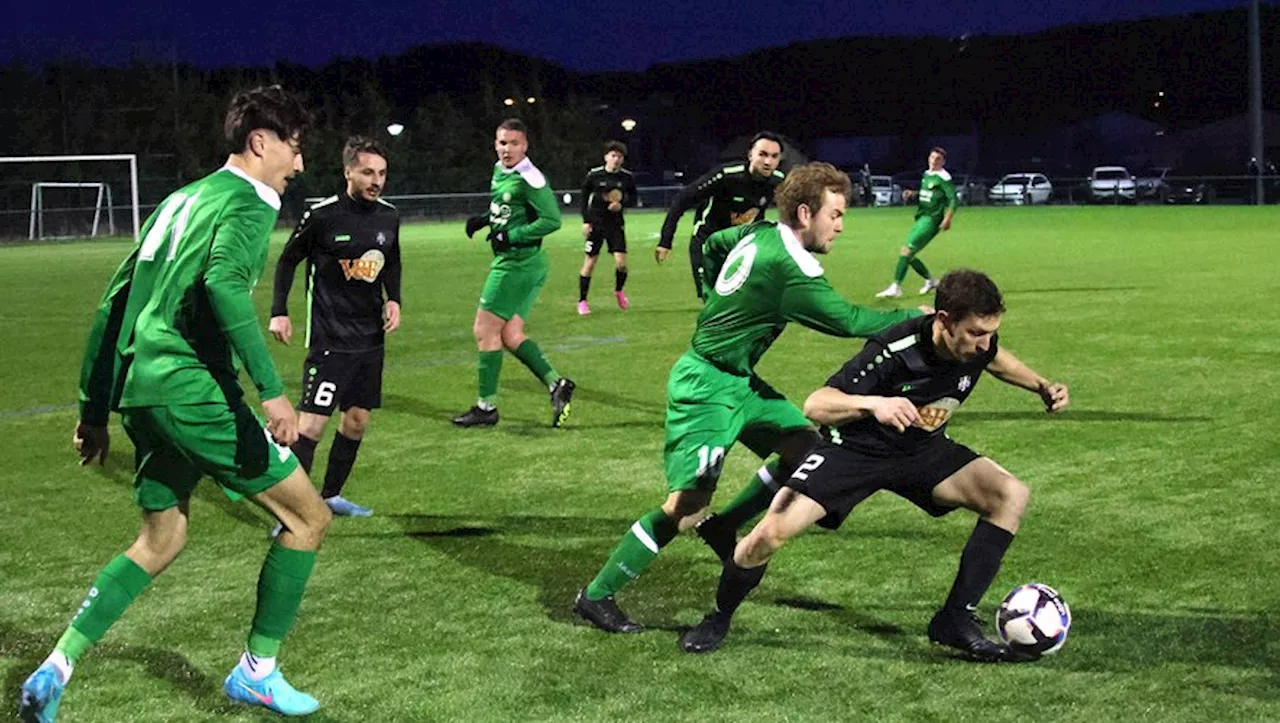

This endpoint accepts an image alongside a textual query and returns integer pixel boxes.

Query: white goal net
[0,155,140,243]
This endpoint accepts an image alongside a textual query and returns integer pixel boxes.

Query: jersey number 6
[714,236,758,296]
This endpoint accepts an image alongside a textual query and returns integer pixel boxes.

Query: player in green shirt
[20,86,329,721]
[574,163,925,633]
[455,118,576,428]
[876,147,958,298]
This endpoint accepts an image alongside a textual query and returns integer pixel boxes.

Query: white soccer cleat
[875,283,903,298]
[919,279,939,295]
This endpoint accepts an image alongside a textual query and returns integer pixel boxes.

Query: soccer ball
[996,583,1071,655]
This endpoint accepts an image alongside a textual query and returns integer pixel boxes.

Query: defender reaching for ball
[680,269,1070,661]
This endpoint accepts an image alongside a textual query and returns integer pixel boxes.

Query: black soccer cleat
[452,405,499,427]
[574,588,643,633]
[550,378,576,428]
[694,514,737,562]
[679,610,733,653]
[927,609,1039,663]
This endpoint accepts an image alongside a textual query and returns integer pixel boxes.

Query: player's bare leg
[682,489,827,652]
[926,458,1034,662]
[576,489,711,633]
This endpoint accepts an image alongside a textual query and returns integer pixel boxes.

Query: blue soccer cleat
[324,495,373,517]
[223,665,320,716]
[18,662,65,723]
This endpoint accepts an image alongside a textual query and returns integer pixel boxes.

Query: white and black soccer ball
[996,583,1072,655]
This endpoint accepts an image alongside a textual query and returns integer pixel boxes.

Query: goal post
[0,154,140,244]
[30,182,115,240]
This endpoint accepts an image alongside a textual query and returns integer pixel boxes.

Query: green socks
[513,339,561,387]
[248,543,317,658]
[716,460,781,529]
[478,350,503,407]
[586,507,681,600]
[57,555,153,664]
[895,254,930,283]
[910,257,931,279]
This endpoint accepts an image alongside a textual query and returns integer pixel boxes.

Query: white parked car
[870,175,902,207]
[1089,166,1137,203]
[988,173,1053,205]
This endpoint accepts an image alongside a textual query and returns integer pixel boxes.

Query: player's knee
[663,490,710,519]
[899,246,913,257]
[500,327,527,351]
[340,409,371,438]
[741,519,787,564]
[992,476,1030,520]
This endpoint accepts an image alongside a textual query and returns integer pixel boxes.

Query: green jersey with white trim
[689,221,921,376]
[915,169,958,221]
[77,165,286,423]
[488,157,562,259]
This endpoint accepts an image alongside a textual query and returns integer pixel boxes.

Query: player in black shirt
[270,136,402,519]
[680,269,1070,661]
[656,131,785,300]
[577,141,638,315]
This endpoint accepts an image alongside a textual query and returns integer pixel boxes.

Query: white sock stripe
[630,521,660,554]
[757,464,779,491]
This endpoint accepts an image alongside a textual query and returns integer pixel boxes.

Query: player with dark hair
[876,147,957,298]
[680,269,1071,661]
[575,162,923,634]
[577,140,638,314]
[455,118,575,428]
[269,135,402,519]
[20,86,329,720]
[657,131,786,300]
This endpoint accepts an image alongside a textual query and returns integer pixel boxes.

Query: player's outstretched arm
[781,275,922,337]
[804,388,922,433]
[987,346,1070,412]
[657,166,722,258]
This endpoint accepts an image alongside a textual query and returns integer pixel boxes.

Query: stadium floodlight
[620,118,638,132]
[503,98,516,106]
[0,154,140,244]
[387,123,405,137]
[526,97,537,104]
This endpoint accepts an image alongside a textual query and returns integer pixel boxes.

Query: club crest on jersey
[729,207,760,226]
[916,397,961,432]
[958,375,972,392]
[758,196,767,206]
[376,231,386,246]
[502,192,512,202]
[338,249,385,283]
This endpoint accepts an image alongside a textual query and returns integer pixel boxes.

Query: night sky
[1,0,1262,72]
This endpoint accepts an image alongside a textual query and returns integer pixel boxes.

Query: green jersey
[915,169,958,221]
[78,165,286,424]
[488,158,562,259]
[690,222,920,376]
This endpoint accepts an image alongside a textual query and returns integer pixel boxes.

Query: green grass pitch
[1,205,1278,721]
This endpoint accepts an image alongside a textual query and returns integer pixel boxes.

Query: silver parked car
[1089,166,1137,204]
[988,173,1053,205]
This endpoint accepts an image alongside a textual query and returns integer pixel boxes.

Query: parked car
[1162,172,1216,204]
[1134,167,1172,200]
[988,173,1053,205]
[870,175,902,207]
[953,174,989,206]
[1089,166,1137,204]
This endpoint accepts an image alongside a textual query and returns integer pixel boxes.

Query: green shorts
[479,250,549,321]
[121,403,299,511]
[663,352,813,492]
[905,216,942,253]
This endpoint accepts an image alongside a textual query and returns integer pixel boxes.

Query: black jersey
[823,314,997,457]
[657,162,785,250]
[272,192,402,352]
[580,166,637,226]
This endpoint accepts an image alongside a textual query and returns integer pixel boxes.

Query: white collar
[220,163,282,211]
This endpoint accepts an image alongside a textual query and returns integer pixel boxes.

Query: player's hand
[383,300,401,333]
[268,315,292,345]
[262,395,298,447]
[917,305,935,315]
[73,423,109,466]
[582,223,592,239]
[1038,381,1070,413]
[465,215,489,239]
[608,201,622,212]
[940,218,952,232]
[870,397,921,433]
[903,189,916,202]
[654,246,671,264]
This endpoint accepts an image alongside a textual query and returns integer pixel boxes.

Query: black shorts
[585,225,626,256]
[784,438,981,529]
[299,347,384,415]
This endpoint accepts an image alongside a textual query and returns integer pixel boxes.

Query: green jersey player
[455,118,576,428]
[20,87,330,721]
[876,147,958,298]
[575,163,925,633]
